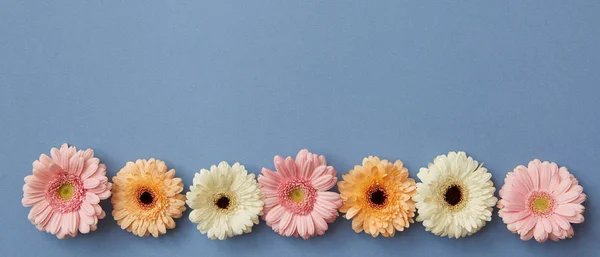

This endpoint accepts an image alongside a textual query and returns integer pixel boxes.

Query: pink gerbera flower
[258,149,342,239]
[22,143,112,239]
[497,159,586,242]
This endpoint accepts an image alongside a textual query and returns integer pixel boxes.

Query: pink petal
[47,163,63,175]
[39,154,53,165]
[528,160,541,190]
[285,157,297,178]
[284,215,296,237]
[258,169,280,189]
[556,191,580,204]
[533,221,547,242]
[48,212,62,234]
[305,215,315,236]
[295,149,310,168]
[518,216,536,234]
[86,192,100,204]
[553,178,572,196]
[311,212,328,235]
[541,217,553,233]
[311,174,336,191]
[299,157,313,180]
[297,215,308,239]
[278,211,292,234]
[539,162,552,190]
[81,200,95,215]
[503,210,531,223]
[78,213,91,234]
[565,214,584,224]
[83,178,100,189]
[310,166,327,181]
[69,154,84,175]
[81,158,100,180]
[274,156,291,179]
[554,204,577,216]
[548,163,560,190]
[22,194,45,206]
[552,214,571,230]
[515,165,534,191]
[265,205,285,226]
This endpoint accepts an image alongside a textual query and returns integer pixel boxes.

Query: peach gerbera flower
[258,149,342,239]
[111,159,186,237]
[22,143,112,239]
[498,159,586,242]
[338,156,417,237]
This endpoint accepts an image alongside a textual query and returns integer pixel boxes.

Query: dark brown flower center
[444,185,462,206]
[215,196,230,209]
[139,191,154,205]
[369,188,387,206]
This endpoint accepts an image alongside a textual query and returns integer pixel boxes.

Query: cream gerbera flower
[111,159,186,237]
[413,151,497,238]
[186,161,263,240]
[338,156,416,237]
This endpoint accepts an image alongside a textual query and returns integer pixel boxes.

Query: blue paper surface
[1,1,599,256]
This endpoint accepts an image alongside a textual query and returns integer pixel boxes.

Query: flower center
[444,185,462,206]
[213,193,236,213]
[46,174,85,213]
[528,192,554,216]
[136,187,157,209]
[139,191,153,205]
[439,181,468,212]
[215,196,230,209]
[277,178,317,215]
[289,188,304,202]
[58,184,75,200]
[366,185,387,209]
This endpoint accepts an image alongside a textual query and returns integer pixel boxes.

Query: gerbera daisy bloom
[497,159,586,242]
[21,143,112,239]
[413,151,497,239]
[186,161,264,240]
[338,156,416,237]
[111,158,186,237]
[258,149,342,239]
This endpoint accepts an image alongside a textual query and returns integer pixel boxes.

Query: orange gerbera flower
[111,159,186,237]
[338,156,416,237]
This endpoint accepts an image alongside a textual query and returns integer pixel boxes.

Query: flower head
[414,151,497,238]
[111,159,186,237]
[22,143,112,239]
[258,149,342,239]
[498,159,586,242]
[186,161,264,240]
[338,156,416,237]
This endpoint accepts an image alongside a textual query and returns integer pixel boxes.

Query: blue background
[1,1,599,256]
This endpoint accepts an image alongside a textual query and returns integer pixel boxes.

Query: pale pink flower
[258,149,342,239]
[497,159,586,242]
[22,143,112,239]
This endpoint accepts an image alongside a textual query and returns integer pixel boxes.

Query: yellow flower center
[58,184,75,200]
[289,188,304,202]
[529,193,554,215]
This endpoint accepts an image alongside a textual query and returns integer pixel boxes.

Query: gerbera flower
[497,159,586,242]
[413,151,497,239]
[111,158,186,237]
[258,149,342,239]
[338,156,416,237]
[186,161,264,240]
[22,143,112,239]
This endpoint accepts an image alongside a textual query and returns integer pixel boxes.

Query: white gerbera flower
[186,161,264,240]
[413,151,497,239]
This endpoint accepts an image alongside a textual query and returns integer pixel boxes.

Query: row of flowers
[22,144,586,243]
